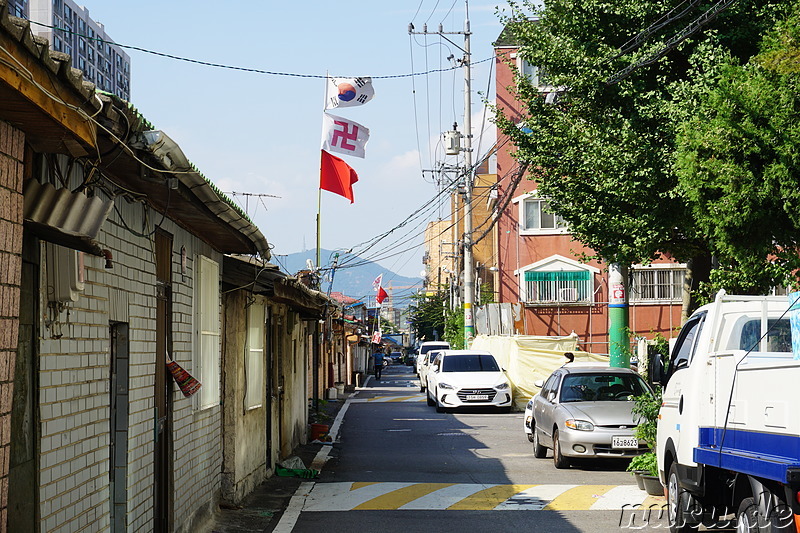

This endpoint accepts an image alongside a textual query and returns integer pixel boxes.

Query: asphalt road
[286,363,671,532]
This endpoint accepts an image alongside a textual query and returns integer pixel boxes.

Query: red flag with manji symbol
[320,149,358,203]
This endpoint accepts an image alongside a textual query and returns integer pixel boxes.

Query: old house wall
[32,159,223,532]
[279,310,308,457]
[221,291,269,505]
[0,121,24,533]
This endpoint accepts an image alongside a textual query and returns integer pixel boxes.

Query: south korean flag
[325,76,375,109]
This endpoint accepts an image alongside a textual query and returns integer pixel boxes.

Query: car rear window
[420,343,449,354]
[441,354,499,372]
[559,373,649,402]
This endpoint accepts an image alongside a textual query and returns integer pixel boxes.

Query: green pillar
[608,263,630,368]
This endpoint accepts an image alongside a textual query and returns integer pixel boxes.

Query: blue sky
[87,2,512,280]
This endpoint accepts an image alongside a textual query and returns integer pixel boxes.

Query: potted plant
[627,384,663,495]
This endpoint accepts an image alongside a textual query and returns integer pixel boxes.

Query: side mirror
[649,351,667,387]
[534,380,544,388]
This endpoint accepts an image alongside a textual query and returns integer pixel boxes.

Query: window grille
[630,268,685,302]
[524,270,592,304]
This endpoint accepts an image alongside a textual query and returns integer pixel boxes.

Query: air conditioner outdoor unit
[558,287,579,303]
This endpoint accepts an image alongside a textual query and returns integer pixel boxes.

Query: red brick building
[492,29,685,353]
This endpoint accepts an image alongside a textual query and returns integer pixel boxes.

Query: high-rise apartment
[10,0,130,100]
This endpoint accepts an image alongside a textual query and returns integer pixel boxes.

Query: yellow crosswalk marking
[543,485,615,510]
[387,396,421,402]
[638,495,666,509]
[354,483,456,510]
[350,482,381,491]
[447,484,537,511]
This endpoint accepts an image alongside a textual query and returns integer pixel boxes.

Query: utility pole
[409,3,474,347]
[608,262,630,368]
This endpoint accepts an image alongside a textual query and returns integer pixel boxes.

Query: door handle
[679,395,684,415]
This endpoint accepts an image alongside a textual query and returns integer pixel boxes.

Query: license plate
[466,394,490,401]
[612,436,640,449]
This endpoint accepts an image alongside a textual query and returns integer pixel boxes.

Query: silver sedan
[531,365,652,469]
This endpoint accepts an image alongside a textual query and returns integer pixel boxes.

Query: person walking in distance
[373,349,385,380]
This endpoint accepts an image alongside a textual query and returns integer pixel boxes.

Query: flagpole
[317,72,328,271]
[316,187,321,270]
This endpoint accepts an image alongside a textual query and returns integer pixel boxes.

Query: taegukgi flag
[321,113,370,159]
[325,76,375,109]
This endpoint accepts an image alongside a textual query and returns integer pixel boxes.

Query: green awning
[525,270,591,282]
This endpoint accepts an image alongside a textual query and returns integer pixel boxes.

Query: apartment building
[19,0,130,99]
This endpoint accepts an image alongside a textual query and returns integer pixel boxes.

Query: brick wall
[0,121,24,533]
[35,162,223,532]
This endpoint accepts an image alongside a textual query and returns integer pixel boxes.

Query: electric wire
[409,34,426,179]
[607,0,740,84]
[28,20,492,80]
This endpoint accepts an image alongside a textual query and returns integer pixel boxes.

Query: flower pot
[309,423,329,441]
[632,471,646,491]
[640,474,664,496]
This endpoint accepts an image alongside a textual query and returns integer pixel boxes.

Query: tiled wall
[36,159,222,532]
[0,121,24,533]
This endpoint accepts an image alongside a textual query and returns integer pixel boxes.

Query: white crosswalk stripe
[301,482,664,511]
[350,395,426,403]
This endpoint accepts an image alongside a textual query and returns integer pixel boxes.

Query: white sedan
[426,349,512,413]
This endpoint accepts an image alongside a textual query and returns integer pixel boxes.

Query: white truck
[653,291,800,532]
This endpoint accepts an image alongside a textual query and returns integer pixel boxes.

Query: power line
[28,19,492,80]
[607,0,740,84]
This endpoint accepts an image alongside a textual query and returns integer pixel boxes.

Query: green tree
[675,2,800,296]
[407,290,447,342]
[495,1,787,305]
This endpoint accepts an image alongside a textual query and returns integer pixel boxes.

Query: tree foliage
[675,3,800,295]
[407,290,447,343]
[496,0,788,292]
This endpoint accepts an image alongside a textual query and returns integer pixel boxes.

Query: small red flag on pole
[376,286,388,305]
[320,149,358,203]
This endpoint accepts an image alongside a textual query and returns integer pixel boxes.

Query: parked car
[523,398,535,442]
[418,349,444,392]
[426,349,512,413]
[415,341,449,376]
[389,351,403,363]
[530,365,652,468]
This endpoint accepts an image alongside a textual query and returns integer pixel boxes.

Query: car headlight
[439,382,454,390]
[496,383,510,390]
[565,419,594,431]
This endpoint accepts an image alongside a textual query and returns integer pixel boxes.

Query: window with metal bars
[629,268,685,303]
[524,270,593,304]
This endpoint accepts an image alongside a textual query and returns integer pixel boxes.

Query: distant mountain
[277,249,423,306]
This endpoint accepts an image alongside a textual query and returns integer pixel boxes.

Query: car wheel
[735,497,758,533]
[532,423,547,458]
[426,389,435,406]
[667,462,702,533]
[552,429,570,469]
[435,388,445,413]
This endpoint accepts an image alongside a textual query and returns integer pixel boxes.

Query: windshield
[420,343,449,354]
[441,354,500,372]
[427,351,440,364]
[559,373,649,402]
